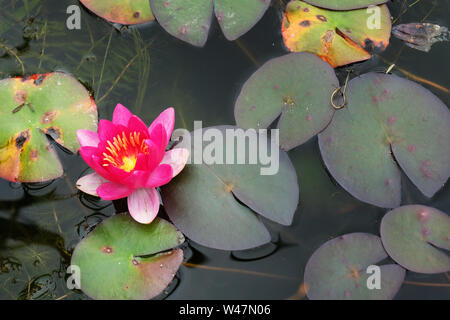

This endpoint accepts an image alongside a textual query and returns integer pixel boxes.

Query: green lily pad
[235,52,339,151]
[0,72,98,183]
[150,0,270,46]
[161,126,299,250]
[304,233,405,300]
[380,205,450,274]
[282,1,391,67]
[318,73,450,208]
[71,214,185,300]
[80,0,155,25]
[215,0,271,40]
[303,0,388,10]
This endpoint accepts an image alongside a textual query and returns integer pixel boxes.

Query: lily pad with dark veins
[319,73,450,208]
[380,205,450,274]
[80,0,155,25]
[71,214,185,300]
[304,233,405,300]
[0,72,98,183]
[161,126,299,250]
[303,0,388,10]
[282,1,391,67]
[235,52,339,151]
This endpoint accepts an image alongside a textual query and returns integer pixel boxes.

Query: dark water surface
[0,0,449,299]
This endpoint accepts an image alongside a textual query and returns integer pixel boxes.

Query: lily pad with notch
[161,125,299,251]
[318,73,450,208]
[0,72,98,183]
[234,52,339,151]
[71,214,185,300]
[380,205,450,274]
[281,1,391,67]
[150,0,270,47]
[304,233,405,300]
[80,0,155,25]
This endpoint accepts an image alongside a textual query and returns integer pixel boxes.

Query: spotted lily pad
[380,205,450,274]
[235,53,338,151]
[282,1,391,67]
[71,214,185,300]
[303,0,388,10]
[304,233,405,300]
[150,0,270,46]
[161,126,299,250]
[0,73,98,183]
[80,0,155,25]
[319,73,450,208]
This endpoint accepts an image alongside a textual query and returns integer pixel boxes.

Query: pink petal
[96,182,133,201]
[148,108,174,146]
[79,146,100,168]
[145,138,165,171]
[98,119,118,142]
[148,123,168,153]
[112,103,133,126]
[77,130,100,148]
[128,115,149,138]
[127,188,160,224]
[122,170,149,189]
[145,164,173,188]
[161,148,190,178]
[76,172,109,197]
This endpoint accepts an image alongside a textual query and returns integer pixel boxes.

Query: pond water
[0,0,449,300]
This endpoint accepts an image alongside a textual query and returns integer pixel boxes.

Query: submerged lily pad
[303,0,388,10]
[235,52,339,151]
[304,233,405,300]
[161,126,299,250]
[380,205,450,274]
[71,214,184,300]
[282,1,391,67]
[150,0,270,46]
[0,72,98,183]
[318,73,450,208]
[80,0,155,25]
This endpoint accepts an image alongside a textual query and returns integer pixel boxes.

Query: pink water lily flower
[76,104,189,224]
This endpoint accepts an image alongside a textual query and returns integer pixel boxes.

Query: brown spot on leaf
[132,258,140,266]
[14,90,27,104]
[30,149,39,161]
[300,20,310,27]
[316,15,327,22]
[102,246,113,254]
[15,130,30,149]
[133,11,140,18]
[41,110,59,124]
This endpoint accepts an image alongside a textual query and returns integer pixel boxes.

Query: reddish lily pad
[303,0,388,10]
[150,0,270,46]
[80,0,155,25]
[304,233,405,300]
[282,1,391,67]
[215,0,271,40]
[161,126,299,250]
[380,205,450,274]
[71,214,185,300]
[0,72,98,183]
[318,73,450,208]
[235,52,339,151]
